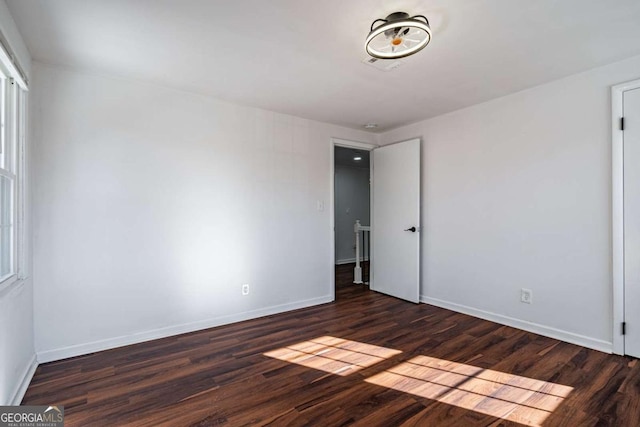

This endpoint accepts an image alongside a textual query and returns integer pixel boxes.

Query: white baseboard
[9,354,38,405]
[37,296,333,363]
[421,295,613,354]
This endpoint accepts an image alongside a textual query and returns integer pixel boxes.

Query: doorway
[330,137,422,303]
[333,145,372,297]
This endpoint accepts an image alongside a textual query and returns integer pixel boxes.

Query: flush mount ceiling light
[365,12,432,59]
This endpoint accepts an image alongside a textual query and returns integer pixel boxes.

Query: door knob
[404,227,416,232]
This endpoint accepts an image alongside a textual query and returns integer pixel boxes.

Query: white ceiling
[7,0,640,132]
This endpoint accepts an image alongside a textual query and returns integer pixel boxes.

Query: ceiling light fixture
[365,12,432,59]
[353,156,362,161]
[364,123,378,129]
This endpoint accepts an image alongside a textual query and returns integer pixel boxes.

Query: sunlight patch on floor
[365,355,573,426]
[264,336,402,376]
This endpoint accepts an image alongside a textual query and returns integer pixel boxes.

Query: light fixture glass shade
[365,12,431,59]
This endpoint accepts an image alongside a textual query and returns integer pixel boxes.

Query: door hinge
[622,322,626,335]
[621,117,625,131]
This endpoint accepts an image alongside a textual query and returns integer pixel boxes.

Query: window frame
[0,56,27,292]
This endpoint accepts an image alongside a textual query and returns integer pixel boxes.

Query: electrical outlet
[521,288,532,304]
[242,284,250,296]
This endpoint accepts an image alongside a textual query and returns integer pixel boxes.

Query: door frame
[612,78,640,355]
[330,138,378,301]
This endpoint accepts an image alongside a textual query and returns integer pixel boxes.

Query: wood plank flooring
[23,275,640,426]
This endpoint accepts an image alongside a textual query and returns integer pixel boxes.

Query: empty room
[2,0,640,425]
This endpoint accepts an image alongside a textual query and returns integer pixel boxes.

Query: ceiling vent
[361,56,405,72]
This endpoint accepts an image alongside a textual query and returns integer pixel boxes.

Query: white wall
[31,62,376,362]
[0,281,35,404]
[334,165,370,263]
[381,54,640,352]
[0,0,34,405]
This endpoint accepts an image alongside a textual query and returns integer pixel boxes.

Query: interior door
[624,88,640,357]
[371,138,420,303]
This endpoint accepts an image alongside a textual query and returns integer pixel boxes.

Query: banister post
[354,220,363,284]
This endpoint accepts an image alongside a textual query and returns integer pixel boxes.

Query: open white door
[624,87,640,358]
[371,139,420,303]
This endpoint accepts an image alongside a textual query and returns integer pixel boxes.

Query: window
[0,53,27,288]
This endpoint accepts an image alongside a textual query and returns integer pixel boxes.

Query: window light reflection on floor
[365,355,573,426]
[264,336,402,376]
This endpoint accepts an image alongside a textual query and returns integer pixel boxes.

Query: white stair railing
[354,220,370,284]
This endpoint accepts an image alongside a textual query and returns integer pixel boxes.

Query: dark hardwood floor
[23,273,640,426]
